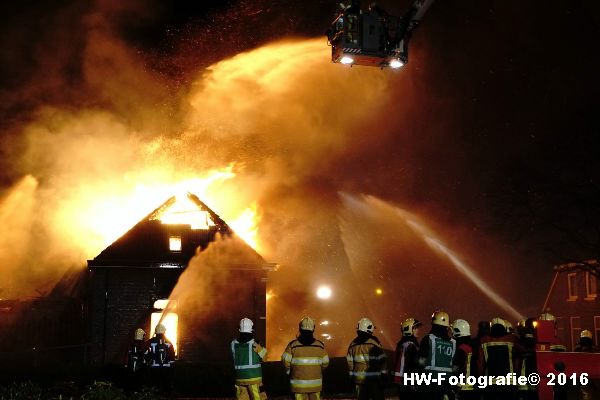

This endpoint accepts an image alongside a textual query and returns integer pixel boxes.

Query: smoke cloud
[0,0,551,359]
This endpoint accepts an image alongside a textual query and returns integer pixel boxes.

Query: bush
[80,382,125,400]
[0,381,45,400]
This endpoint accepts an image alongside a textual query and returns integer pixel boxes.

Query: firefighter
[451,319,477,400]
[393,318,423,400]
[470,320,490,385]
[124,328,147,391]
[231,318,267,400]
[516,318,538,400]
[282,317,329,400]
[504,320,515,335]
[126,328,146,373]
[575,330,598,352]
[478,317,521,400]
[575,331,600,400]
[144,323,176,394]
[347,317,387,400]
[417,310,456,400]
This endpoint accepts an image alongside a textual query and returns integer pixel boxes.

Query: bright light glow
[158,196,214,230]
[151,312,179,355]
[321,333,332,340]
[375,288,383,295]
[340,56,354,65]
[169,236,182,251]
[320,320,329,326]
[316,286,332,299]
[389,58,404,69]
[389,59,404,69]
[153,299,176,310]
[266,290,274,301]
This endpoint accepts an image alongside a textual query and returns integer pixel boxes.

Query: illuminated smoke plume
[0,1,540,360]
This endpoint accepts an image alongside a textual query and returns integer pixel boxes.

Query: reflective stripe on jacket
[231,339,267,385]
[282,338,329,393]
[420,334,456,373]
[392,338,418,385]
[347,336,387,384]
[478,334,522,381]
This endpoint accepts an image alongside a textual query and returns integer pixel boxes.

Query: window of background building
[556,316,568,349]
[567,272,578,301]
[585,271,597,299]
[151,299,178,355]
[570,316,581,351]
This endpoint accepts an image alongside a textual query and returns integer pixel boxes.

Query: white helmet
[490,317,507,329]
[452,319,471,337]
[155,323,166,335]
[299,317,315,331]
[357,317,374,334]
[239,318,253,333]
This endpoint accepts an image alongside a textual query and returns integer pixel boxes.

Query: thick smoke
[0,0,554,359]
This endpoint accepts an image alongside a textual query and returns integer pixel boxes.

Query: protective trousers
[235,384,263,400]
[294,393,321,400]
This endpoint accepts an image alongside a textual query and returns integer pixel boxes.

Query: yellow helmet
[300,317,315,331]
[134,328,145,341]
[401,318,423,336]
[357,317,375,333]
[580,330,593,339]
[539,312,556,321]
[490,317,507,329]
[505,320,514,333]
[517,319,526,329]
[432,311,450,327]
[155,323,166,335]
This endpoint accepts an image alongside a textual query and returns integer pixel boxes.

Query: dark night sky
[0,0,599,311]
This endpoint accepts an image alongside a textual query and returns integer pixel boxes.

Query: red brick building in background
[542,259,599,350]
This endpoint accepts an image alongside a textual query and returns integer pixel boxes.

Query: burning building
[87,192,274,366]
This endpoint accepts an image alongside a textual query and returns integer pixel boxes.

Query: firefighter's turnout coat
[347,335,387,384]
[282,336,329,393]
[144,335,176,367]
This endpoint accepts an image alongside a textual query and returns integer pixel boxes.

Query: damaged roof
[88,192,268,269]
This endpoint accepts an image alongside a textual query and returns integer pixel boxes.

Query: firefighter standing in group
[393,318,423,400]
[478,317,522,400]
[346,317,387,400]
[417,310,456,400]
[124,328,147,391]
[282,317,329,400]
[231,318,268,400]
[575,329,599,353]
[451,319,477,400]
[126,328,146,373]
[144,323,176,393]
[575,330,600,400]
[516,318,538,400]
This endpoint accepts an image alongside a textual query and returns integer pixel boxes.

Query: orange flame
[230,202,260,250]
